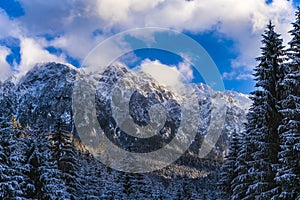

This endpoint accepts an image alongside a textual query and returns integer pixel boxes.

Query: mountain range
[0,62,251,199]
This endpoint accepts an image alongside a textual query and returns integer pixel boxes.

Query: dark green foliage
[238,22,284,199]
[274,7,300,200]
[0,78,16,126]
[218,131,240,199]
[0,124,34,199]
[221,21,288,200]
[220,9,300,199]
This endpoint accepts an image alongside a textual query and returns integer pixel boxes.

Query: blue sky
[0,0,299,93]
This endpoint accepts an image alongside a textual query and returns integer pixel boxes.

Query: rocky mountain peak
[0,62,251,162]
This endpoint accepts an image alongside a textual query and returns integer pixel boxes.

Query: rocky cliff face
[15,63,77,130]
[0,62,251,162]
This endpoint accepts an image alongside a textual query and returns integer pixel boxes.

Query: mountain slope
[1,62,250,161]
[0,62,251,199]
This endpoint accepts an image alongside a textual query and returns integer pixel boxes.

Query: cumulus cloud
[0,46,12,81]
[178,53,194,81]
[0,0,297,83]
[93,0,294,35]
[16,37,67,78]
[138,59,193,87]
[0,7,68,79]
[93,0,295,78]
[0,9,20,38]
[222,71,254,81]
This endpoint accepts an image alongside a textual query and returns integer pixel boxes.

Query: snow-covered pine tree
[275,8,300,199]
[53,119,82,199]
[174,180,184,200]
[231,113,258,199]
[0,140,11,198]
[151,180,166,199]
[0,126,23,199]
[247,21,284,198]
[232,21,285,199]
[27,132,42,199]
[0,122,34,199]
[37,129,71,199]
[78,152,103,199]
[102,166,123,199]
[218,131,240,199]
[0,78,16,125]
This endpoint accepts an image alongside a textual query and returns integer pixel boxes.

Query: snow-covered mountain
[0,62,251,163]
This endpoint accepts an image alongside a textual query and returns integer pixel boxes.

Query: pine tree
[151,180,166,199]
[37,129,71,200]
[53,119,83,199]
[218,131,240,199]
[27,133,42,199]
[231,21,285,199]
[231,126,255,199]
[78,152,102,199]
[0,124,34,199]
[247,21,285,199]
[0,78,16,125]
[59,133,81,198]
[0,126,22,199]
[102,166,121,199]
[275,8,300,199]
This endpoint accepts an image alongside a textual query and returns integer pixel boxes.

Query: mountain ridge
[0,62,251,161]
[0,62,252,199]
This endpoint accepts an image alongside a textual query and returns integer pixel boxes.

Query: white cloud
[137,59,193,87]
[138,59,181,87]
[0,9,21,39]
[222,71,253,81]
[178,60,194,82]
[93,0,294,35]
[0,0,297,83]
[16,37,67,78]
[0,46,12,81]
[236,73,254,80]
[93,0,294,73]
[0,7,68,80]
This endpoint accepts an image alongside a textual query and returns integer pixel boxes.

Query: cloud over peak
[0,0,297,86]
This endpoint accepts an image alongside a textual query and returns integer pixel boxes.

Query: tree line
[219,8,300,200]
[0,117,223,199]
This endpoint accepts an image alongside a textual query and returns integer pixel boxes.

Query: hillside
[0,62,251,199]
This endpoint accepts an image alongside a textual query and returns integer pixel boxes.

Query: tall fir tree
[52,119,82,199]
[231,122,255,199]
[231,21,285,199]
[37,130,70,200]
[218,131,240,199]
[0,78,16,125]
[0,122,36,199]
[0,126,24,199]
[275,7,300,199]
[248,21,285,199]
[78,152,103,199]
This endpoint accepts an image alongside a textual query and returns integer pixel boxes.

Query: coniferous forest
[0,7,300,200]
[219,9,300,200]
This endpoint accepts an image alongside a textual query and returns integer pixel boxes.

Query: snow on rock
[0,62,251,160]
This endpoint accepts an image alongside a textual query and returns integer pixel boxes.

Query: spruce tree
[275,8,300,199]
[27,135,42,199]
[0,78,16,125]
[79,152,103,199]
[53,119,82,199]
[247,21,285,198]
[38,130,70,200]
[0,126,22,199]
[231,113,257,199]
[0,123,34,199]
[231,21,285,199]
[218,131,240,199]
